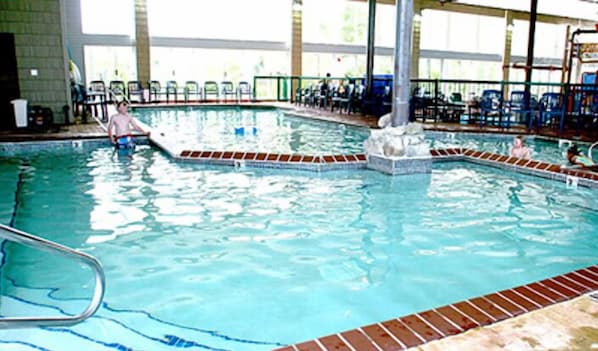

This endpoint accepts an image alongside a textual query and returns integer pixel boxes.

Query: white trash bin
[11,99,28,128]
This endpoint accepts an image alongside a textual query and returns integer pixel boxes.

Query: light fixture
[413,14,422,22]
[292,0,302,12]
[507,24,514,32]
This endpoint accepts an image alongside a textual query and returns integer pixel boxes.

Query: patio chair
[148,80,166,103]
[184,81,201,103]
[166,80,178,103]
[503,90,535,129]
[479,89,503,127]
[536,92,565,131]
[127,81,144,103]
[237,81,252,102]
[109,80,126,103]
[203,81,219,101]
[221,81,236,102]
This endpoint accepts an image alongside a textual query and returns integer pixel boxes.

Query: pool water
[0,147,596,351]
[133,107,585,165]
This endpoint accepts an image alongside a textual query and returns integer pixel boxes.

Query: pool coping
[273,266,598,351]
[175,148,598,188]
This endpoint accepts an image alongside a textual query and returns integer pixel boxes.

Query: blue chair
[479,89,503,127]
[503,91,535,129]
[537,92,565,132]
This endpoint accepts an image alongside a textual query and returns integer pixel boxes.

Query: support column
[291,0,303,103]
[501,10,513,83]
[135,0,151,87]
[524,0,538,111]
[391,0,413,127]
[365,0,376,96]
[410,1,422,79]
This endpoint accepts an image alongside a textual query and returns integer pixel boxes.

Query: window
[147,0,290,41]
[80,0,134,36]
[511,20,567,58]
[150,47,289,83]
[303,0,367,45]
[84,46,136,84]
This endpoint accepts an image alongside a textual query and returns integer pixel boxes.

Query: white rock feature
[364,114,430,159]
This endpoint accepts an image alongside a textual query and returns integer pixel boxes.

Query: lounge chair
[237,81,252,102]
[221,81,236,102]
[166,80,178,103]
[127,81,144,103]
[109,80,126,103]
[204,81,219,101]
[184,81,201,102]
[148,80,166,103]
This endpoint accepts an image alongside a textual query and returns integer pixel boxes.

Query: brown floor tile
[468,297,510,321]
[398,314,443,342]
[318,335,352,351]
[552,276,590,294]
[295,341,323,351]
[526,282,566,303]
[339,330,378,351]
[564,272,598,290]
[452,301,493,326]
[499,290,539,311]
[361,324,404,350]
[539,279,579,299]
[435,305,477,330]
[483,293,526,316]
[418,310,462,337]
[513,286,553,307]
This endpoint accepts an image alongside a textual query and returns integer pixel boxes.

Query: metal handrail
[0,224,105,328]
[589,141,598,162]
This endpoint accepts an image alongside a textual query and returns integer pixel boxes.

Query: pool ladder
[0,224,105,328]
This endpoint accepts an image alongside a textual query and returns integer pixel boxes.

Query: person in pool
[509,135,531,159]
[107,101,149,149]
[566,145,597,170]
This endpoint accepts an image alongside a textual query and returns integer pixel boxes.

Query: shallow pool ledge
[367,154,432,175]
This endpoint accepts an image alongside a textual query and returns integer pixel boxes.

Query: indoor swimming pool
[132,106,589,165]
[0,145,596,351]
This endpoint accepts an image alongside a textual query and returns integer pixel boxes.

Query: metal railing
[0,224,105,328]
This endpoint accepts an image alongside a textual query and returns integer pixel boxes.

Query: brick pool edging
[175,148,598,188]
[273,266,598,351]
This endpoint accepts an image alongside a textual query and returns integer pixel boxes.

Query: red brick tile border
[175,148,598,187]
[273,266,598,351]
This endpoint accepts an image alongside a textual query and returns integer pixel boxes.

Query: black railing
[253,75,598,136]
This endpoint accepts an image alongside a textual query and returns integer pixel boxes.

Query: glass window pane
[147,0,290,41]
[80,0,134,36]
[84,46,136,84]
[420,10,448,51]
[375,4,396,48]
[150,47,289,83]
[303,0,367,45]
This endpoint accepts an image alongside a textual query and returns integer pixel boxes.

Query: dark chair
[536,92,565,131]
[184,81,201,102]
[87,80,108,121]
[221,81,236,102]
[127,81,144,103]
[148,80,166,103]
[203,81,219,101]
[503,90,535,129]
[109,80,126,103]
[479,89,503,127]
[237,81,252,102]
[165,80,178,103]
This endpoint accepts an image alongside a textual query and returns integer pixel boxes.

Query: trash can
[11,99,27,128]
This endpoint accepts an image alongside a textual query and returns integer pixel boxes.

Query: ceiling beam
[351,0,595,27]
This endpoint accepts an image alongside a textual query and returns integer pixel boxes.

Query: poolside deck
[0,102,595,143]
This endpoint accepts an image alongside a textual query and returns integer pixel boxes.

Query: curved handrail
[0,224,105,328]
[588,141,598,162]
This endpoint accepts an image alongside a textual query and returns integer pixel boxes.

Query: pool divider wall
[366,154,432,175]
[175,147,598,188]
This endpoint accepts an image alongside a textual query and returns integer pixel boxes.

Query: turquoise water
[0,147,597,351]
[133,107,584,164]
